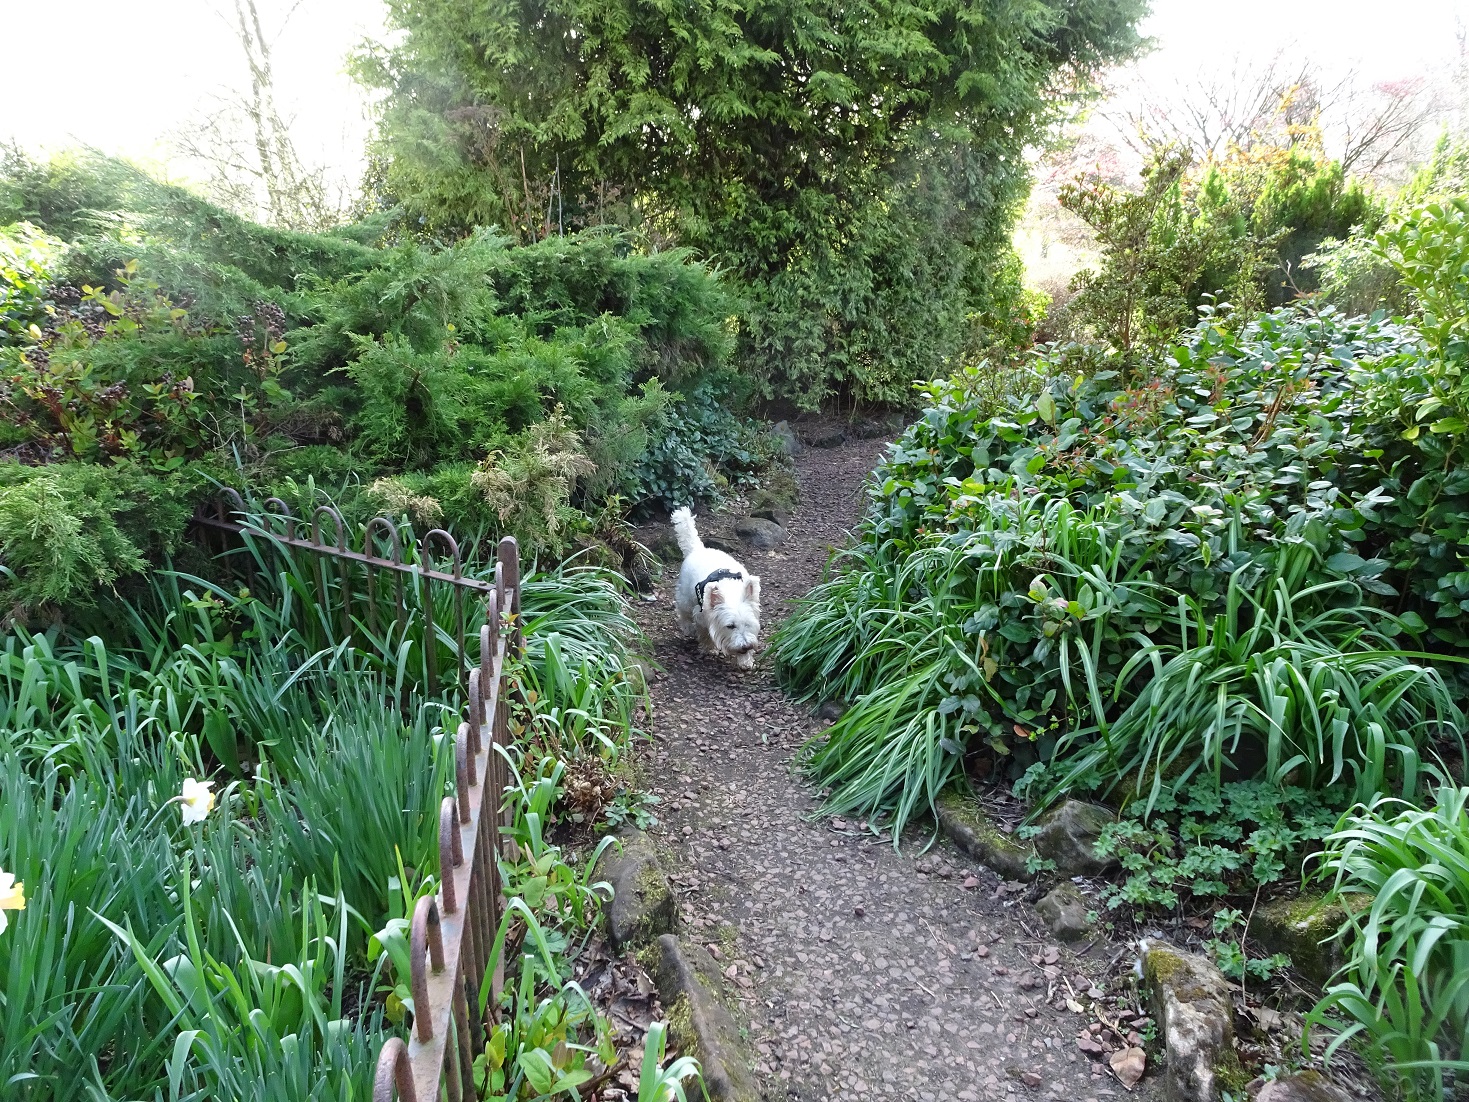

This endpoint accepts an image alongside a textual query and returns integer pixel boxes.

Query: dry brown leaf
[1109,1046,1146,1090]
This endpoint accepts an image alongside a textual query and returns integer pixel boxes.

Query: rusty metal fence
[373,532,522,1102]
[194,489,497,696]
[197,491,528,1099]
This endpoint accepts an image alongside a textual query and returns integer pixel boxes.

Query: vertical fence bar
[212,495,522,1102]
[373,540,522,1102]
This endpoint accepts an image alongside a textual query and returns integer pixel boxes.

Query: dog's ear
[745,576,760,608]
[707,586,724,609]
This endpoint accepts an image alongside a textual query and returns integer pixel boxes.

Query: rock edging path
[632,436,1163,1102]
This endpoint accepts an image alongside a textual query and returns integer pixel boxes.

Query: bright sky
[0,0,386,192]
[0,0,1463,195]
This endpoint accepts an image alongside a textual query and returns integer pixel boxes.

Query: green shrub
[356,0,1146,407]
[1059,146,1383,360]
[0,462,198,615]
[777,300,1469,847]
[0,222,63,345]
[0,154,760,618]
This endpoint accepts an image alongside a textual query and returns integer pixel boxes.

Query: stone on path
[1141,939,1236,1102]
[1034,800,1119,877]
[1036,883,1093,942]
[734,515,786,550]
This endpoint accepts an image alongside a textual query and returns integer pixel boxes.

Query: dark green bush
[0,154,757,617]
[356,0,1146,407]
[1060,146,1383,360]
[0,461,200,614]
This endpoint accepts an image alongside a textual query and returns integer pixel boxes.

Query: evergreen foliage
[0,154,754,620]
[355,0,1147,406]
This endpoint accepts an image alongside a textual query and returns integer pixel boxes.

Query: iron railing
[194,489,498,696]
[197,491,527,1098]
[371,535,523,1102]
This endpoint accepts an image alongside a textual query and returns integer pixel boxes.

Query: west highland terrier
[670,506,762,669]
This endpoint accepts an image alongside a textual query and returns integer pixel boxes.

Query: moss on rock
[1252,892,1354,988]
[934,790,1034,879]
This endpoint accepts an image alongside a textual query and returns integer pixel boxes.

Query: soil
[629,436,1166,1102]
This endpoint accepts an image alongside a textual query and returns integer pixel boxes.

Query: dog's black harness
[695,568,744,608]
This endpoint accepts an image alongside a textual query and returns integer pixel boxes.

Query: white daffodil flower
[0,869,25,937]
[179,778,216,825]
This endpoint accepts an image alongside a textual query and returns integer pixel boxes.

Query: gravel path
[632,436,1163,1102]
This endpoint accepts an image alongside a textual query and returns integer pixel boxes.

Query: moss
[635,941,661,974]
[1215,1047,1252,1095]
[635,862,670,903]
[1142,945,1213,1004]
[935,790,1034,869]
[665,994,700,1060]
[618,857,676,944]
[1253,892,1354,987]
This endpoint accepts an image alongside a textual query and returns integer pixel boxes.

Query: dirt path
[633,437,1159,1102]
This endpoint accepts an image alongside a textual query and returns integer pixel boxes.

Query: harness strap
[695,567,744,608]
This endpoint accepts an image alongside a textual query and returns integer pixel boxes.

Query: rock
[648,531,683,565]
[650,934,759,1102]
[1033,800,1119,877]
[599,833,679,951]
[1020,1071,1042,1089]
[934,790,1035,880]
[1141,939,1240,1102]
[815,699,847,722]
[770,420,804,457]
[1036,884,1093,942]
[796,420,846,448]
[733,516,786,550]
[704,536,741,555]
[627,658,654,695]
[747,487,792,526]
[847,417,889,440]
[1255,1072,1352,1102]
[1251,893,1351,988]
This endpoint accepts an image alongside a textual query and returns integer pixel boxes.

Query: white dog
[670,507,761,669]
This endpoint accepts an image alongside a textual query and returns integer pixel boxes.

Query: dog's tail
[670,506,704,556]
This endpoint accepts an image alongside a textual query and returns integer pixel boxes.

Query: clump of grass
[1040,555,1464,817]
[1309,787,1469,1101]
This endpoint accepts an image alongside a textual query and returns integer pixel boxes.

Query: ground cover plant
[0,521,696,1099]
[0,151,771,623]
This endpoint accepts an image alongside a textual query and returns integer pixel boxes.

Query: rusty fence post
[373,539,524,1101]
[192,490,527,1100]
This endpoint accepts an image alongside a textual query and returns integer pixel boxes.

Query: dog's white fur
[670,507,761,669]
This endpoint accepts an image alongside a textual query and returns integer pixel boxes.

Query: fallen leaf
[1065,997,1085,1013]
[1110,1046,1145,1090]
